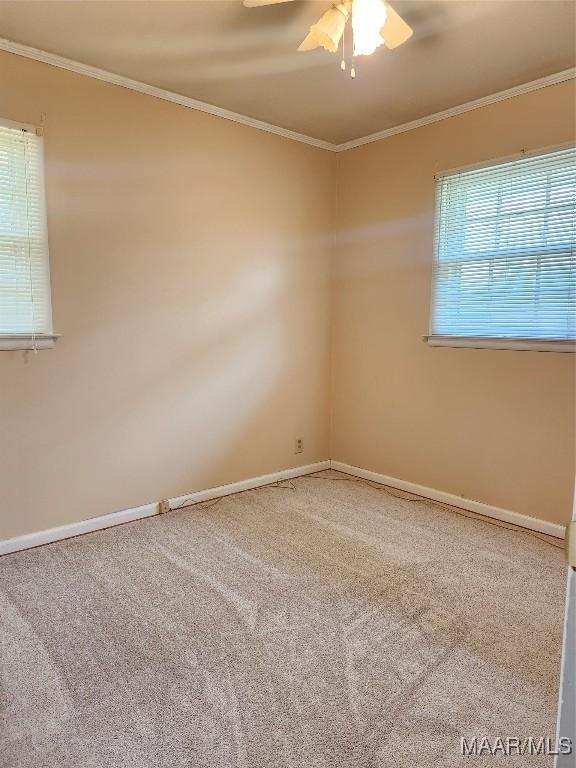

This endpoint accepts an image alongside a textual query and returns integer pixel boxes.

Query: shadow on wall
[1,232,331,540]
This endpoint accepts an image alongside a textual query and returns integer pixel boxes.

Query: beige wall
[0,51,334,539]
[332,81,575,525]
[1,51,574,541]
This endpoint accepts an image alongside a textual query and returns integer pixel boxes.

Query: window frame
[0,116,57,351]
[426,142,576,353]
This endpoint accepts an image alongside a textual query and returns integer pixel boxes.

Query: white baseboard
[168,461,330,509]
[1,458,564,555]
[0,461,330,556]
[330,461,566,539]
[0,502,159,557]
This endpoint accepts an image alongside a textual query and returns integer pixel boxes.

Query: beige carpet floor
[0,470,567,767]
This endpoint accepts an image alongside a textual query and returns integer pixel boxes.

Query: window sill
[424,335,576,352]
[0,334,60,351]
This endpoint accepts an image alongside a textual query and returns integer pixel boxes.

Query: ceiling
[0,0,574,144]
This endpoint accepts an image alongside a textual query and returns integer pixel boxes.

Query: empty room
[0,1,575,766]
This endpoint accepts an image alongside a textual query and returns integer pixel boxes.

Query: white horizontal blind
[431,146,576,340]
[0,123,52,336]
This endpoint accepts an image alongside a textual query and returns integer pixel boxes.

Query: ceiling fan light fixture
[380,3,413,49]
[298,4,349,53]
[352,0,387,56]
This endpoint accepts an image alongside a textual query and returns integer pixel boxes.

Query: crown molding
[0,36,573,155]
[0,37,335,152]
[333,67,576,152]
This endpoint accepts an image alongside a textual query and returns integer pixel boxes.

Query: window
[0,119,54,350]
[429,146,576,351]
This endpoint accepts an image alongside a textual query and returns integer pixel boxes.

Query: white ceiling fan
[243,0,413,76]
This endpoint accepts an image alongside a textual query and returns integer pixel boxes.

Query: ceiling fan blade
[381,3,413,49]
[243,0,294,6]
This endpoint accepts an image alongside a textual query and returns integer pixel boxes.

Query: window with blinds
[430,146,576,348]
[0,120,53,350]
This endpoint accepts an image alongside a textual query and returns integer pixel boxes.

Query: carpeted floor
[0,470,566,767]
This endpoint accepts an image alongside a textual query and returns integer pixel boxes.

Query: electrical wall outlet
[294,438,304,454]
[158,500,170,515]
